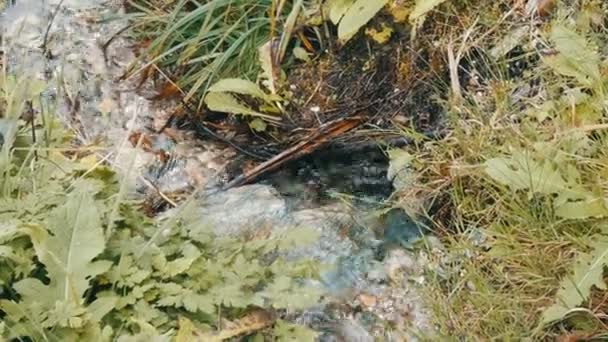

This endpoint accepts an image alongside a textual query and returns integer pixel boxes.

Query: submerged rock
[199,184,288,235]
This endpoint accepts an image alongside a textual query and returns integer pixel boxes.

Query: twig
[180,99,271,161]
[222,117,363,190]
[41,0,66,52]
[102,24,132,63]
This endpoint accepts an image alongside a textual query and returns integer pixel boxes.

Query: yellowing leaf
[175,316,197,342]
[542,237,608,323]
[259,40,278,95]
[278,0,303,64]
[388,1,411,23]
[337,0,388,44]
[387,148,415,191]
[543,24,600,87]
[208,78,268,101]
[205,92,279,121]
[365,24,394,44]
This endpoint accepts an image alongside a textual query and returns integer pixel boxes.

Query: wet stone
[198,185,288,236]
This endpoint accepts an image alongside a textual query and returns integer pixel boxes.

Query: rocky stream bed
[1,0,439,340]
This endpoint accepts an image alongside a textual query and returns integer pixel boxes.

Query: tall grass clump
[126,0,286,106]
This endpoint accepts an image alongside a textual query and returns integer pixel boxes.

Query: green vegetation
[127,0,608,339]
[0,73,321,340]
[124,0,287,108]
[399,3,608,340]
[3,0,608,340]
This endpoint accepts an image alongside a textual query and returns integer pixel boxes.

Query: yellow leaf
[388,0,411,23]
[365,24,393,44]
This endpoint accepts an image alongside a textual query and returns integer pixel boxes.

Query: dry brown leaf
[358,293,378,308]
[177,309,275,342]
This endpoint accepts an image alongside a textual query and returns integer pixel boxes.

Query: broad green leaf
[13,278,52,307]
[485,150,608,218]
[204,92,279,121]
[338,0,388,44]
[484,151,567,194]
[208,78,267,101]
[26,189,106,303]
[543,24,600,87]
[542,237,608,323]
[259,276,323,310]
[156,283,215,314]
[554,197,608,219]
[115,320,173,342]
[329,0,354,24]
[0,299,26,321]
[43,300,88,328]
[88,296,118,322]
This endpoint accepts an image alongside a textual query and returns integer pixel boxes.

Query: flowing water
[1,1,433,339]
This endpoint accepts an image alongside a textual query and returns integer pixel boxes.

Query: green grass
[126,0,285,108]
[400,1,608,339]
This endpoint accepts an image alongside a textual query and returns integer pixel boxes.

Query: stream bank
[1,0,436,339]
